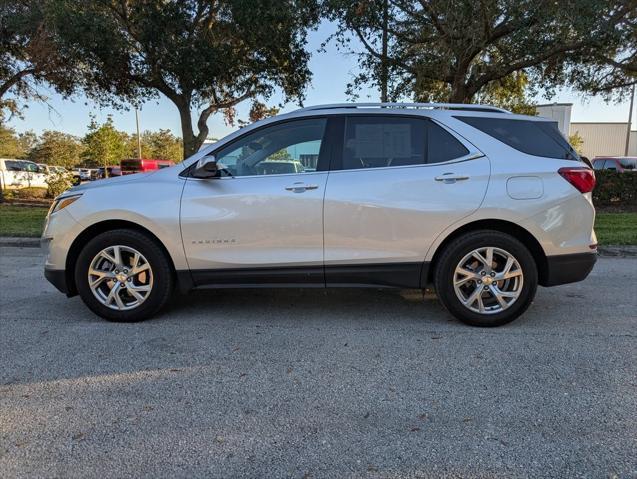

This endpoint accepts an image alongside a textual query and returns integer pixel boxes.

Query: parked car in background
[254,160,306,175]
[0,158,48,191]
[96,166,122,179]
[73,168,91,182]
[37,164,68,175]
[43,103,597,327]
[120,158,175,175]
[592,156,637,172]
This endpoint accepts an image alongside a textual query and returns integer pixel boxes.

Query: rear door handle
[285,182,319,192]
[434,173,470,183]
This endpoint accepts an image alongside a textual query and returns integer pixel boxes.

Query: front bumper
[44,268,72,295]
[541,252,597,287]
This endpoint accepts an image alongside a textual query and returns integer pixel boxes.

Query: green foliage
[138,129,183,162]
[237,101,281,128]
[268,149,294,162]
[0,0,79,119]
[568,133,585,155]
[45,170,74,198]
[593,171,637,208]
[82,116,129,169]
[474,72,537,115]
[0,124,36,158]
[29,130,84,168]
[2,187,48,200]
[47,0,321,157]
[326,0,636,103]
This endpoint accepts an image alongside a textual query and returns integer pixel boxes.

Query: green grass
[0,204,49,237]
[1,203,636,245]
[594,212,637,246]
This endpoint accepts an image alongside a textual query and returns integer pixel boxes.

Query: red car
[592,156,637,172]
[120,158,176,175]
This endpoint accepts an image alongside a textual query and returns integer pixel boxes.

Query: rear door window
[338,116,469,170]
[457,116,580,161]
[604,160,617,170]
[427,121,470,163]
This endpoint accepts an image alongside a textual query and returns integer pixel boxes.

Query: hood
[68,172,155,194]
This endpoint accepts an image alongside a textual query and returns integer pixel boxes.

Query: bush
[3,187,48,200]
[593,171,637,208]
[46,171,74,198]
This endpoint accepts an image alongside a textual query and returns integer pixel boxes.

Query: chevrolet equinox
[42,103,597,326]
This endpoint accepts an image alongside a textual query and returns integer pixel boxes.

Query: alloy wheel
[453,246,524,315]
[87,245,153,311]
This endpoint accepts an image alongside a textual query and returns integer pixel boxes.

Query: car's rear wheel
[434,230,538,327]
[75,229,173,322]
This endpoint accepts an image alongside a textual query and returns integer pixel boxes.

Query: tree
[48,0,321,157]
[82,116,129,174]
[139,129,183,162]
[473,71,537,115]
[29,130,84,168]
[326,0,636,104]
[237,101,280,128]
[0,123,36,158]
[568,132,585,155]
[559,9,637,99]
[0,0,77,119]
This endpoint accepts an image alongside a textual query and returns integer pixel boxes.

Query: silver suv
[42,103,597,326]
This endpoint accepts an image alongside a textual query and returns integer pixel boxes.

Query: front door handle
[285,182,319,193]
[434,173,470,183]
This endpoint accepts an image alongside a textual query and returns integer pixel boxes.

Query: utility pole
[626,84,635,156]
[135,107,142,159]
[380,0,388,103]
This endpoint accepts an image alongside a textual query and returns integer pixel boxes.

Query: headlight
[50,194,82,215]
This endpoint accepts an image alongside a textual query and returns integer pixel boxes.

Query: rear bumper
[541,252,597,287]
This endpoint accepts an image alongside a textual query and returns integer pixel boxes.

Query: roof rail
[295,102,511,114]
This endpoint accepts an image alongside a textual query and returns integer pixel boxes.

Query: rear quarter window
[456,116,580,161]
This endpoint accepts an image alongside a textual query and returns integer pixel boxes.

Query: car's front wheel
[75,229,173,322]
[434,230,538,327]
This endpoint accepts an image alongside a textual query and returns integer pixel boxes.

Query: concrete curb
[0,237,40,248]
[1,236,637,257]
[597,245,637,257]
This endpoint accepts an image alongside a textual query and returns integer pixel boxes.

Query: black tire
[75,229,174,322]
[434,230,538,327]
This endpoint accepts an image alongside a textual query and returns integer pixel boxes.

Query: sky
[6,21,636,140]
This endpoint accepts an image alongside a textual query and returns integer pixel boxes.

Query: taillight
[558,167,596,193]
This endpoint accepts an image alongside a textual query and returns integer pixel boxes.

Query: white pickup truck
[0,158,48,192]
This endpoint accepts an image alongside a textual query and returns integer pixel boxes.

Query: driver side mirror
[193,155,219,179]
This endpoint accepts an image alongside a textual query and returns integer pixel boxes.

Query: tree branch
[0,68,37,99]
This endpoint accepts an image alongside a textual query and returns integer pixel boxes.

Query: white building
[536,103,636,158]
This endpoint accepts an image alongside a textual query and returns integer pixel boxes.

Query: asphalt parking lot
[0,246,635,478]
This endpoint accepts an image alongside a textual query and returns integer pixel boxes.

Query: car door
[323,114,490,287]
[180,117,330,286]
[1,160,24,188]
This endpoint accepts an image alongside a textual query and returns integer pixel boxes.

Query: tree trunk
[177,102,201,159]
[449,80,472,104]
[175,95,212,159]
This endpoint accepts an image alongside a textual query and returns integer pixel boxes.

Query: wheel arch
[427,219,549,286]
[64,220,177,296]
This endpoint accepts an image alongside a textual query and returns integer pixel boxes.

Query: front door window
[214,118,327,177]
